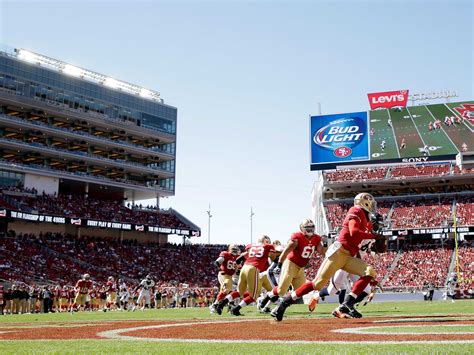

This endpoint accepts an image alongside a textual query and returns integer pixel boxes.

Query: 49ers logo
[334,147,352,158]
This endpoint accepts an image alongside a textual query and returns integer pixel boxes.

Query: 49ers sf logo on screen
[367,90,409,110]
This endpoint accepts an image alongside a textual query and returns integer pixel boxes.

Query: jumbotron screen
[310,101,474,170]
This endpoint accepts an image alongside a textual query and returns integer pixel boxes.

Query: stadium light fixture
[140,88,153,99]
[17,49,37,63]
[206,204,212,244]
[63,64,83,78]
[103,77,119,89]
[12,48,162,103]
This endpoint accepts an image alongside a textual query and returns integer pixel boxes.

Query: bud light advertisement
[310,111,369,169]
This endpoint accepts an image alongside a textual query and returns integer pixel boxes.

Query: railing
[0,137,174,174]
[0,113,174,157]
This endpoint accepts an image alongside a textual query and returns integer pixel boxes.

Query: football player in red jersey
[209,244,241,314]
[106,276,118,311]
[216,235,277,316]
[258,219,325,313]
[72,273,93,312]
[273,193,384,321]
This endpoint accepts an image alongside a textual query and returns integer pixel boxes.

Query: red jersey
[287,232,321,267]
[244,243,275,272]
[106,281,117,293]
[75,280,93,295]
[338,206,374,256]
[60,290,69,298]
[219,251,238,276]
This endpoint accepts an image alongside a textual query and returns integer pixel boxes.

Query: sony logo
[401,157,429,163]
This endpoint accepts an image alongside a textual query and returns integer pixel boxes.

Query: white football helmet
[300,219,315,237]
[354,193,377,213]
[83,273,90,280]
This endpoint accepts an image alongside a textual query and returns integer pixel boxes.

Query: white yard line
[444,103,474,133]
[386,109,401,158]
[424,106,460,153]
[406,107,430,156]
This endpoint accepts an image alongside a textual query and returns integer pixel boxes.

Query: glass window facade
[0,170,24,187]
[0,55,177,135]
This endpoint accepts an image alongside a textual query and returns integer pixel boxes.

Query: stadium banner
[367,90,409,110]
[310,111,369,168]
[1,209,200,236]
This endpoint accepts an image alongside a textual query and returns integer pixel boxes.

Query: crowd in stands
[384,244,452,288]
[362,250,398,284]
[324,167,388,183]
[456,243,474,284]
[390,164,450,179]
[324,163,473,184]
[325,197,473,231]
[0,187,193,230]
[390,198,453,229]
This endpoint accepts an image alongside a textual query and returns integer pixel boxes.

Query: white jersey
[119,286,130,302]
[139,279,155,290]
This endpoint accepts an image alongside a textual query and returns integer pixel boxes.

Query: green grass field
[0,300,472,354]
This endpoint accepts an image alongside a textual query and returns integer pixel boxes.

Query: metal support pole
[250,207,255,244]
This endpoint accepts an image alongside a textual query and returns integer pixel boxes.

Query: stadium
[0,46,472,354]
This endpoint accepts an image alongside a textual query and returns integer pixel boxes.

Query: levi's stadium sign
[367,90,409,110]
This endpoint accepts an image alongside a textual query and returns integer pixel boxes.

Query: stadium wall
[8,221,168,243]
[24,173,59,195]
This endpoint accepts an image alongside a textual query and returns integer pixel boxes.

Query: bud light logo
[313,117,366,150]
[310,112,369,168]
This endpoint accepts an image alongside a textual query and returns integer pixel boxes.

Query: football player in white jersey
[118,280,131,311]
[133,275,155,311]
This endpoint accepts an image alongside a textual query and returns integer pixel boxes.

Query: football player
[72,273,93,312]
[216,235,277,316]
[257,240,284,312]
[105,276,118,311]
[272,193,384,321]
[209,244,241,314]
[133,274,155,311]
[308,269,372,311]
[118,281,131,310]
[260,219,325,313]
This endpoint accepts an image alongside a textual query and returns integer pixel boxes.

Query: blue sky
[0,0,472,245]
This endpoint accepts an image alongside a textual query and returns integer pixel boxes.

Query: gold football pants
[312,247,376,290]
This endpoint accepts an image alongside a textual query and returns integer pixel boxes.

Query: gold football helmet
[300,219,315,236]
[354,192,377,213]
[228,244,241,255]
[258,235,271,244]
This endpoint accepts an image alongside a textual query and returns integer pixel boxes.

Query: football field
[0,301,472,354]
[369,101,473,162]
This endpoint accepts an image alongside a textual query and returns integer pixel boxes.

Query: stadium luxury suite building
[0,47,199,240]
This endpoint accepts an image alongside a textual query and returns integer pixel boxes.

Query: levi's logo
[367,90,409,110]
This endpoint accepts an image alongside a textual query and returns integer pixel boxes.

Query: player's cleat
[308,295,319,312]
[260,306,271,314]
[271,298,290,322]
[209,304,217,314]
[216,299,229,315]
[332,304,352,319]
[230,305,243,316]
[348,306,363,319]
